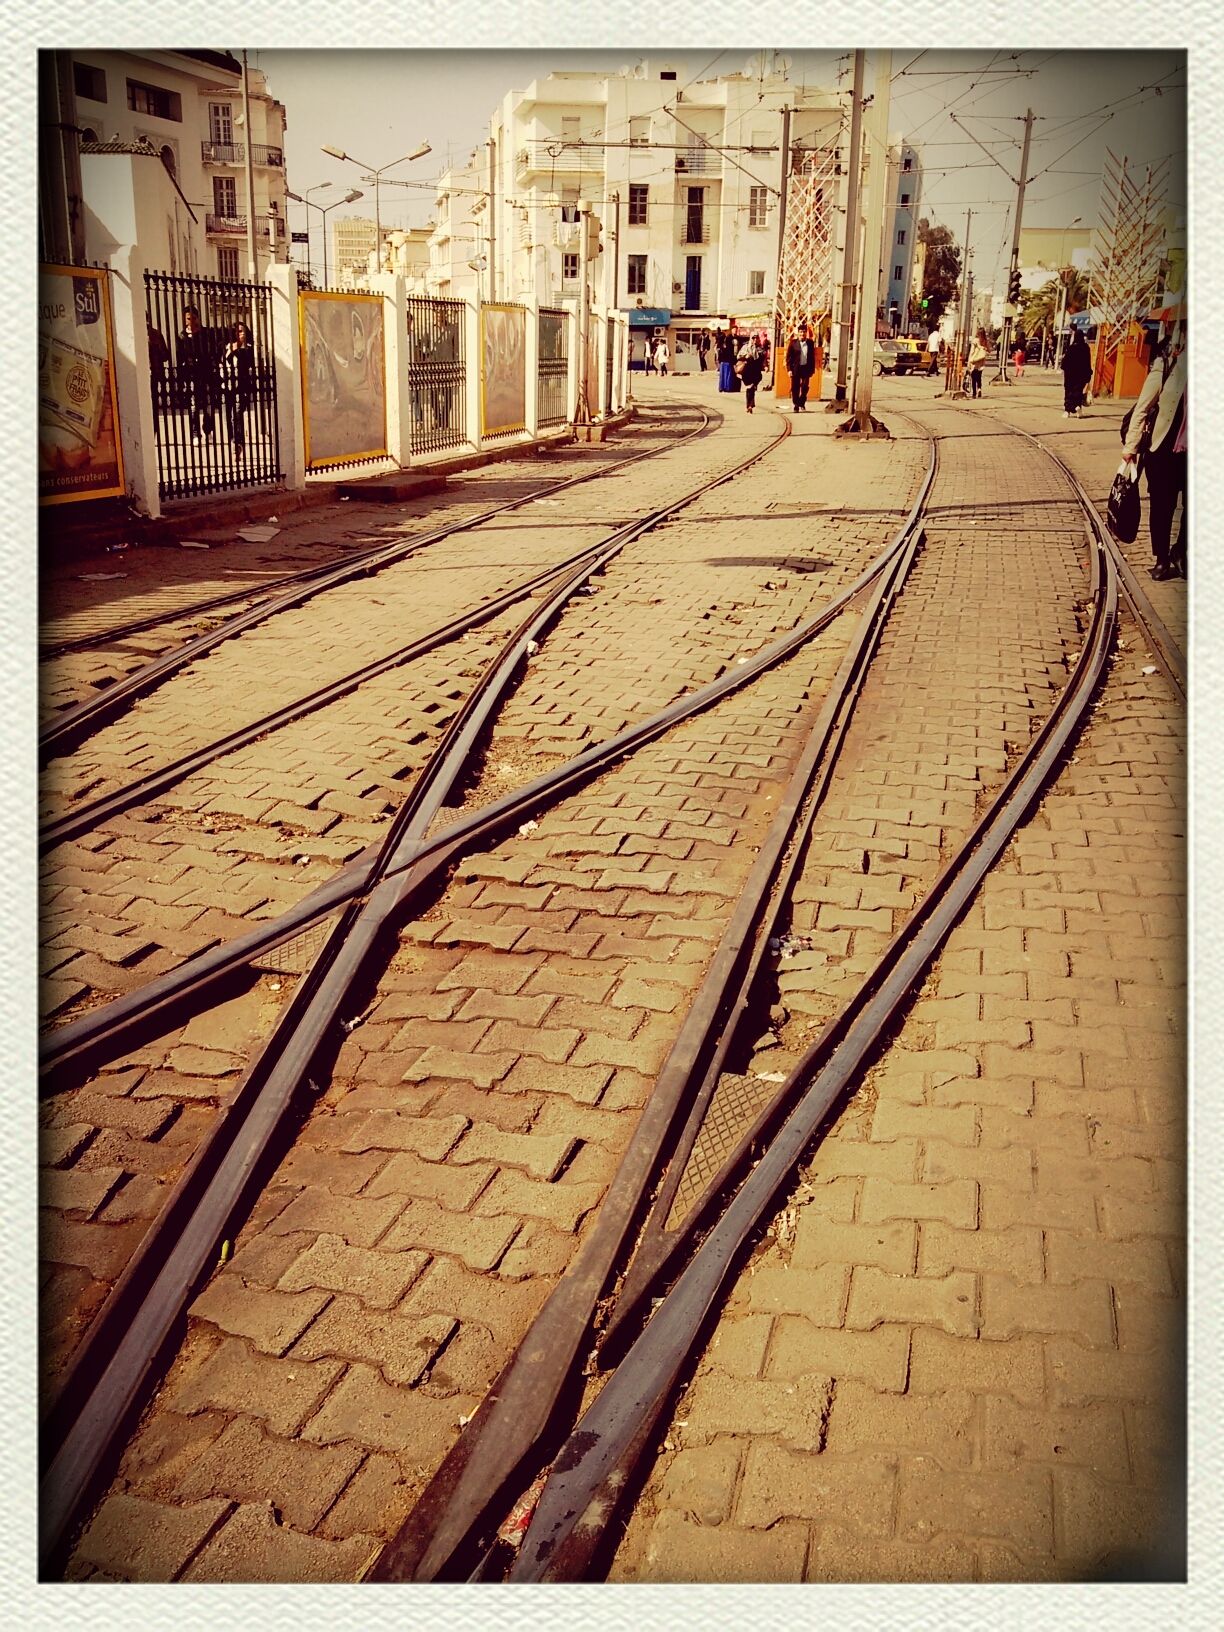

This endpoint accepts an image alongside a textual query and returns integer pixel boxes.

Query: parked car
[873,339,918,376]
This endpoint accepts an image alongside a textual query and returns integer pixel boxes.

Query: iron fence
[406,296,468,455]
[604,315,616,414]
[538,307,570,427]
[145,268,280,501]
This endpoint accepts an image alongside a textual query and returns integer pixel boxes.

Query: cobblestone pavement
[611,377,1185,1584]
[47,379,929,1581]
[48,372,1184,1584]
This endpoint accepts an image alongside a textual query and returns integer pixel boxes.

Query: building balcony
[200,141,284,167]
[201,141,245,165]
[680,223,711,245]
[675,148,720,176]
[516,139,604,177]
[206,213,247,236]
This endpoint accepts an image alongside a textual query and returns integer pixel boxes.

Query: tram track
[42,401,808,1565]
[43,396,1178,1584]
[39,409,712,759]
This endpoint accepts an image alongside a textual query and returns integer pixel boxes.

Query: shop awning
[626,307,672,328]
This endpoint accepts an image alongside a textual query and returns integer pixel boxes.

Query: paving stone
[339,1111,467,1160]
[278,1234,429,1309]
[73,1492,231,1583]
[175,1415,364,1532]
[266,1189,403,1249]
[189,1278,331,1356]
[380,1200,518,1272]
[302,1362,477,1459]
[168,1336,344,1436]
[290,1294,455,1387]
[737,1442,895,1534]
[182,1502,378,1583]
[639,1508,809,1583]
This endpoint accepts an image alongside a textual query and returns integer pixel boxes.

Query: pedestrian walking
[1060,329,1092,417]
[177,304,216,441]
[698,329,712,372]
[785,323,818,412]
[716,331,741,394]
[736,340,764,413]
[654,337,670,378]
[926,329,942,376]
[219,320,255,456]
[1012,344,1026,378]
[967,329,988,398]
[1122,327,1186,579]
[643,335,655,375]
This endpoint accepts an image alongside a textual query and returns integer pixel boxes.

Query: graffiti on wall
[480,304,527,437]
[300,291,386,468]
[39,264,125,505]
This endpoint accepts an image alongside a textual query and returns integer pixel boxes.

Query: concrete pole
[372,271,412,468]
[832,51,865,408]
[771,104,791,398]
[847,50,892,430]
[266,260,306,488]
[997,107,1034,382]
[105,244,161,518]
[576,200,592,423]
[241,51,259,281]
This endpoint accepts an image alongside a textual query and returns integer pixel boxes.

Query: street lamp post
[287,187,363,286]
[321,141,431,274]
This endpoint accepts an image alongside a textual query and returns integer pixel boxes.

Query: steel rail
[39,410,793,1569]
[42,527,664,854]
[43,432,931,1097]
[39,412,703,661]
[39,408,712,762]
[993,417,1185,699]
[504,458,1120,1583]
[369,441,939,1585]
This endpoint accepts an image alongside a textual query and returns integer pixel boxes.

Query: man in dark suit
[785,323,818,412]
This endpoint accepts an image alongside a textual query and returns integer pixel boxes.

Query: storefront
[625,307,672,370]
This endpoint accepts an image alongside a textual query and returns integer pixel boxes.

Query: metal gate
[406,296,467,455]
[145,269,279,501]
[538,307,569,427]
[604,316,616,415]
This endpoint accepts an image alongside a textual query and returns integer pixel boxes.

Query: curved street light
[287,186,364,286]
[320,141,431,269]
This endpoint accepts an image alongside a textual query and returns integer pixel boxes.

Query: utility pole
[576,199,592,424]
[996,106,1034,382]
[487,137,497,302]
[831,51,865,409]
[841,49,891,436]
[771,104,791,397]
[609,189,621,308]
[946,207,972,396]
[241,50,259,280]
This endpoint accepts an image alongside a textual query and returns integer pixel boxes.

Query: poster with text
[39,264,125,505]
[480,304,527,437]
[301,291,387,468]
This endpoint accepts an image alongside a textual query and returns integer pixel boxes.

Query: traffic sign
[291,231,309,244]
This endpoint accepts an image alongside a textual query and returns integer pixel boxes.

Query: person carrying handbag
[966,330,988,398]
[1122,331,1186,579]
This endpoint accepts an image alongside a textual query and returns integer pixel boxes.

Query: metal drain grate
[665,1071,781,1230]
[251,918,334,975]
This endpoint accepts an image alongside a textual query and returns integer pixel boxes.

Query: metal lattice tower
[775,145,841,346]
[1087,149,1169,393]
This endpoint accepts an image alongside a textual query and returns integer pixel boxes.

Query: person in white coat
[1122,331,1186,580]
[654,338,670,378]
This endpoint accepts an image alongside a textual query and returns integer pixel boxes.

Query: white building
[44,50,289,280]
[429,59,842,352]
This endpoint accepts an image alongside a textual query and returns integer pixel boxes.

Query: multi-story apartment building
[429,59,843,350]
[884,141,922,331]
[332,215,378,284]
[42,49,289,279]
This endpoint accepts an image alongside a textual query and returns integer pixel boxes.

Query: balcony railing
[517,139,604,175]
[675,148,720,176]
[681,223,711,245]
[201,141,244,165]
[201,141,284,167]
[206,213,247,236]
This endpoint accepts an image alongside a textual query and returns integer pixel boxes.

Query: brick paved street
[41,373,1185,1585]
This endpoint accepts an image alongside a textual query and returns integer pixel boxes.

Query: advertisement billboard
[300,290,387,469]
[39,264,125,506]
[480,304,527,437]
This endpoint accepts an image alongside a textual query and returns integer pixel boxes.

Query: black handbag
[1106,463,1141,544]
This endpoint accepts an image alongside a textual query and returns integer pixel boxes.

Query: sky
[258,48,1186,291]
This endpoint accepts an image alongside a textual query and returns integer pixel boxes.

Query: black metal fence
[538,307,569,427]
[406,296,467,455]
[145,269,280,501]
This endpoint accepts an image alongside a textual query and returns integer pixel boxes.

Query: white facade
[65,50,288,280]
[430,60,842,344]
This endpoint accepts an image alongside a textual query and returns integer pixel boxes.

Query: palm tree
[1021,270,1090,356]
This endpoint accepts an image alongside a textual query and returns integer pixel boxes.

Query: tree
[1020,269,1089,342]
[916,218,961,326]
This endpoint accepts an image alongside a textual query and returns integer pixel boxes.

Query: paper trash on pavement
[237,525,281,543]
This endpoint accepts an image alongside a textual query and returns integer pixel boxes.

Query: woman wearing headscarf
[1060,329,1093,417]
[1122,325,1186,579]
